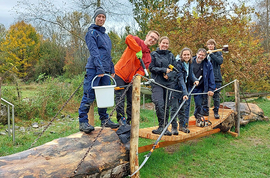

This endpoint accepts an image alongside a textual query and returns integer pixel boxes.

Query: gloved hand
[136,50,142,59]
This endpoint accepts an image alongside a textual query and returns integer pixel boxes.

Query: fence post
[130,76,141,178]
[234,80,240,136]
[88,103,95,126]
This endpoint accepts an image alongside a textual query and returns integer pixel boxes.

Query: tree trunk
[0,128,130,178]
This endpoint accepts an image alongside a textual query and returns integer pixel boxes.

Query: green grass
[1,80,270,177]
[137,97,270,178]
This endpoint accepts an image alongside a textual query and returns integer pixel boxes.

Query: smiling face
[159,38,169,50]
[196,51,206,63]
[181,50,191,63]
[95,14,106,26]
[144,32,159,47]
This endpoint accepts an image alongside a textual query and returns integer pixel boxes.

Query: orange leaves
[146,0,270,91]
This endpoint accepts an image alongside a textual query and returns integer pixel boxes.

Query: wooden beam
[138,128,221,153]
[130,76,141,178]
[234,80,240,136]
[227,130,239,137]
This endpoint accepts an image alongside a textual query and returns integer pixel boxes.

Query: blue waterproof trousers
[78,69,111,123]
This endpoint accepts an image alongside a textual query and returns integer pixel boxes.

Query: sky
[0,0,72,29]
[0,0,19,28]
[0,0,136,32]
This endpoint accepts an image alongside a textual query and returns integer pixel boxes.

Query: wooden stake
[234,80,240,136]
[130,76,141,178]
[88,103,95,126]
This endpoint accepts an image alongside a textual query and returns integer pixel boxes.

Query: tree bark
[0,128,130,178]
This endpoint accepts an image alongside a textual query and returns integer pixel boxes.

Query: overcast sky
[0,0,73,29]
[0,0,136,33]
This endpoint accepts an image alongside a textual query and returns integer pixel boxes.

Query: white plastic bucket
[91,74,116,108]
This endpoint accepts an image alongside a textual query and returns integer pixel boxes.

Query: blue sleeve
[85,30,105,75]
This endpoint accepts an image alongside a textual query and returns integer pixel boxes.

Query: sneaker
[152,126,164,134]
[79,122,95,133]
[171,127,179,135]
[214,113,220,119]
[101,119,119,129]
[179,126,190,133]
[119,117,127,126]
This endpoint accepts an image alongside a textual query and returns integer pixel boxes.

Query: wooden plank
[139,108,234,142]
[138,128,221,153]
[227,130,239,137]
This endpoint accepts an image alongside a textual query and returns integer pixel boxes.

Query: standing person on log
[78,7,119,134]
[170,48,199,134]
[114,30,160,125]
[186,48,215,124]
[149,36,178,136]
[205,39,224,119]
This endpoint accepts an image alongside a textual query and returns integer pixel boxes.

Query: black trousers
[114,74,132,124]
[152,84,170,127]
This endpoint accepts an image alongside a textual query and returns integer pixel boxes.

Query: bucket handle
[91,74,116,88]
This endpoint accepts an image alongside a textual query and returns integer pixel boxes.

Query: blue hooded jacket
[85,24,115,75]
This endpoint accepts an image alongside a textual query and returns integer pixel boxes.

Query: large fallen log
[0,127,130,178]
[221,102,268,126]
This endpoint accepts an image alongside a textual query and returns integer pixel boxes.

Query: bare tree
[254,0,270,53]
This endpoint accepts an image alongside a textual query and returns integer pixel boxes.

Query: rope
[29,81,84,149]
[73,75,134,175]
[191,79,236,96]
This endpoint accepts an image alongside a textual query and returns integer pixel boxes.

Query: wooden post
[234,80,240,136]
[88,103,95,126]
[208,95,212,109]
[130,76,141,178]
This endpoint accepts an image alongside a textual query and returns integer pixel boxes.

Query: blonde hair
[158,36,170,44]
[180,47,193,64]
[147,30,160,38]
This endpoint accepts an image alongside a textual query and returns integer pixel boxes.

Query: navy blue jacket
[85,24,115,75]
[191,57,215,93]
[175,60,198,96]
[208,51,223,82]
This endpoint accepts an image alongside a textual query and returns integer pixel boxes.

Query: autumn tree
[0,21,41,79]
[147,0,270,91]
[35,39,65,79]
[129,0,180,38]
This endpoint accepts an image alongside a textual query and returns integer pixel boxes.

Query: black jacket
[208,51,223,82]
[149,49,177,87]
